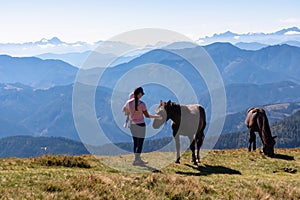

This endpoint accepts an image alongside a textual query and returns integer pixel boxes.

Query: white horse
[152,100,206,164]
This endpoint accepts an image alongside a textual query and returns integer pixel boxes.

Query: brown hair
[133,87,144,111]
[134,95,139,111]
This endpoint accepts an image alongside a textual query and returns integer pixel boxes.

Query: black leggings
[130,123,146,154]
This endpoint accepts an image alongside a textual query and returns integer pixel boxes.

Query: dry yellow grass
[0,148,299,199]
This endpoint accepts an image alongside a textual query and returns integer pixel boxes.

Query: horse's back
[183,104,205,120]
[245,107,267,131]
[178,104,206,135]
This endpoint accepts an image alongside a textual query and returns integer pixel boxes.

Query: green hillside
[0,136,89,157]
[0,148,299,199]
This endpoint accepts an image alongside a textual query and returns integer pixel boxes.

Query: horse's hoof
[191,159,199,165]
[175,160,180,164]
[196,159,200,163]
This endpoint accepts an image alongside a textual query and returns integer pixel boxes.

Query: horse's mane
[170,101,180,107]
[168,102,181,112]
[163,102,182,121]
[260,111,273,140]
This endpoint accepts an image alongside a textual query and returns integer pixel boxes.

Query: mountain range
[0,37,97,57]
[198,27,300,49]
[3,42,300,89]
[0,55,77,88]
[1,36,300,149]
[1,27,300,58]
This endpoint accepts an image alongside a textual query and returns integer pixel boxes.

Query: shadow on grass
[274,153,294,161]
[141,164,162,173]
[176,164,241,176]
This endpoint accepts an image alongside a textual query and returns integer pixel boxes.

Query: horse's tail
[195,105,206,146]
[198,105,206,134]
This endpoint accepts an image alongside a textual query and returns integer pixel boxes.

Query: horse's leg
[258,130,267,155]
[174,134,180,163]
[253,133,256,151]
[189,135,197,165]
[196,132,204,163]
[172,123,181,164]
[248,129,256,151]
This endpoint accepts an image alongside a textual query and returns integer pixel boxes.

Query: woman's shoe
[132,159,148,166]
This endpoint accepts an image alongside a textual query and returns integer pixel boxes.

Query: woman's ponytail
[134,94,138,111]
[133,87,144,111]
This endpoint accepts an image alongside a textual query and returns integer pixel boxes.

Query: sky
[1,0,300,43]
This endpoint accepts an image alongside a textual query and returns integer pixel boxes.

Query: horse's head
[263,136,277,158]
[152,100,170,129]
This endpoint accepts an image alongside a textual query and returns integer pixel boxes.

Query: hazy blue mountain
[0,118,31,137]
[235,42,268,50]
[203,43,300,84]
[1,27,300,56]
[198,27,300,46]
[2,42,300,88]
[224,81,300,112]
[36,50,144,68]
[36,51,93,67]
[35,37,63,45]
[0,55,77,88]
[0,37,96,56]
[274,27,300,35]
[96,42,300,96]
[0,83,77,140]
[0,37,136,57]
[250,44,300,79]
[98,42,300,88]
[282,40,300,48]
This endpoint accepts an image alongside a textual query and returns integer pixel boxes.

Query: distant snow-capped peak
[274,27,300,35]
[198,27,300,46]
[38,37,63,45]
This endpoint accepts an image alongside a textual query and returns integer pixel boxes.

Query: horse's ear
[160,100,163,105]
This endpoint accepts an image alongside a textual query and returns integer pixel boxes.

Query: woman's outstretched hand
[155,115,163,120]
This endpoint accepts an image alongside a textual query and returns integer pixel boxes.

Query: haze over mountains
[198,26,300,49]
[0,27,300,63]
[0,27,300,156]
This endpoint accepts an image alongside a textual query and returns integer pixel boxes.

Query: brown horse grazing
[245,107,277,157]
[152,100,206,165]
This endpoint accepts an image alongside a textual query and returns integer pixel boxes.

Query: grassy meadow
[0,148,299,199]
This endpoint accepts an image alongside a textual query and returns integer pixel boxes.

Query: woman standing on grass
[122,87,162,165]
